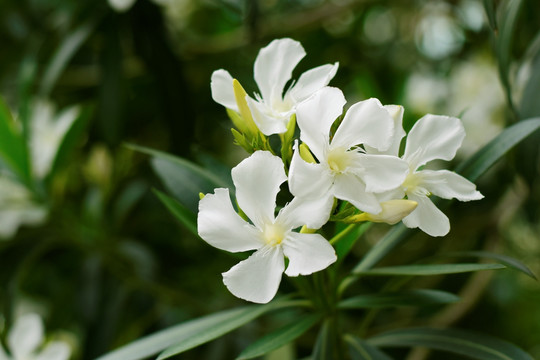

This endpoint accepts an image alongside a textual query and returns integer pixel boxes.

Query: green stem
[329,223,357,245]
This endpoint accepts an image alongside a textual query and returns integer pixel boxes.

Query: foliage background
[0,0,539,359]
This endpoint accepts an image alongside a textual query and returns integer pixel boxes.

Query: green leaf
[153,188,198,236]
[368,327,534,360]
[39,21,95,97]
[0,97,30,184]
[345,335,392,360]
[441,251,536,280]
[157,299,301,360]
[455,117,540,181]
[236,313,321,359]
[312,319,338,360]
[126,143,232,212]
[519,33,540,118]
[334,223,371,260]
[96,299,298,360]
[338,289,460,309]
[482,0,498,32]
[355,263,505,276]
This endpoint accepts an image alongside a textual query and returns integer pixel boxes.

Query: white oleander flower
[197,151,337,304]
[211,38,338,135]
[368,111,484,237]
[288,87,409,215]
[0,313,70,360]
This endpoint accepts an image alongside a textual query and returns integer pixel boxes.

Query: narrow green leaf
[39,21,95,96]
[338,289,460,309]
[126,143,232,212]
[519,34,540,118]
[0,97,30,184]
[96,299,298,360]
[482,0,498,32]
[355,263,505,276]
[345,335,393,360]
[237,313,321,359]
[441,251,536,280]
[455,117,540,181]
[312,319,335,360]
[157,299,300,360]
[153,188,198,236]
[334,223,371,260]
[368,327,534,360]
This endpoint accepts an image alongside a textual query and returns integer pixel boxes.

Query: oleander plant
[1,0,540,359]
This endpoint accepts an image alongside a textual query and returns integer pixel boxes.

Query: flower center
[263,223,286,247]
[402,173,430,196]
[327,147,352,174]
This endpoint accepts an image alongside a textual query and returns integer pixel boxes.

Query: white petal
[366,105,405,156]
[404,114,465,169]
[333,173,381,214]
[254,38,305,104]
[288,142,333,199]
[232,151,287,228]
[108,0,136,12]
[245,96,289,135]
[222,245,285,303]
[8,313,44,358]
[198,188,262,252]
[288,63,339,103]
[283,233,336,276]
[419,170,483,201]
[296,87,346,161]
[210,69,239,112]
[402,194,450,237]
[36,342,71,360]
[276,195,334,230]
[332,98,394,151]
[352,154,409,193]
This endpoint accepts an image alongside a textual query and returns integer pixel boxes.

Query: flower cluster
[199,38,483,303]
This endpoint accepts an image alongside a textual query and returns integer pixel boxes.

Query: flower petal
[332,98,394,151]
[288,142,333,199]
[351,153,409,193]
[296,87,346,161]
[288,63,339,103]
[232,151,287,228]
[404,114,465,169]
[210,69,239,112]
[333,173,381,214]
[245,96,289,135]
[8,313,44,358]
[198,188,262,252]
[283,233,336,276]
[402,193,450,237]
[222,245,285,303]
[419,170,483,201]
[276,194,334,230]
[36,342,71,360]
[366,105,405,156]
[254,38,305,105]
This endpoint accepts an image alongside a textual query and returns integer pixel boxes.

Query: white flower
[288,87,409,215]
[197,151,337,304]
[0,177,47,239]
[210,38,338,135]
[0,313,70,360]
[368,111,484,237]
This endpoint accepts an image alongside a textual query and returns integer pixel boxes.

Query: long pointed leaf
[345,335,393,360]
[237,313,321,359]
[368,327,534,360]
[355,263,505,276]
[0,97,30,184]
[96,298,298,360]
[338,289,460,309]
[153,188,198,236]
[441,251,536,279]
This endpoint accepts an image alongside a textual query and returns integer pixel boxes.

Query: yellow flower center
[327,147,352,173]
[263,223,286,246]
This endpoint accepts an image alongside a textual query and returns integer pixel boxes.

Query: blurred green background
[0,0,539,359]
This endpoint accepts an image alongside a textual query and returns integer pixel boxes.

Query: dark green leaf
[96,299,298,360]
[441,251,536,279]
[355,263,505,276]
[345,335,393,360]
[482,0,498,32]
[312,319,339,360]
[0,97,30,184]
[368,327,534,360]
[338,289,460,309]
[237,313,321,359]
[153,188,198,236]
[157,299,301,360]
[334,223,371,260]
[126,143,232,212]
